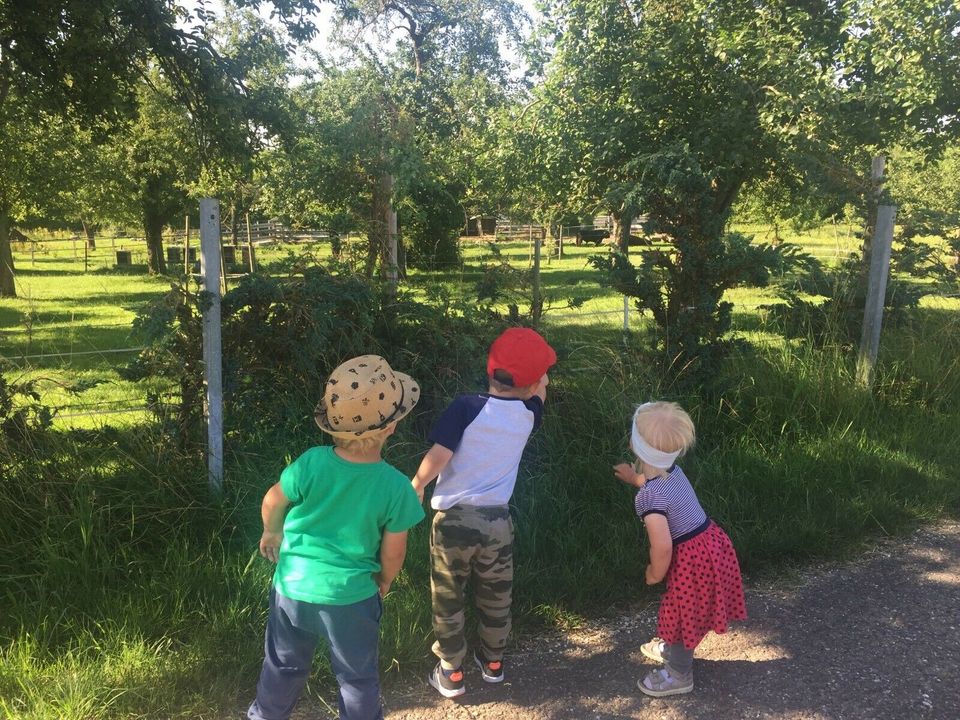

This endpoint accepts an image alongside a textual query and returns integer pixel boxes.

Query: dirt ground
[280,520,960,720]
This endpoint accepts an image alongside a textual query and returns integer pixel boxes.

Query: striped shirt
[428,393,543,510]
[634,465,708,540]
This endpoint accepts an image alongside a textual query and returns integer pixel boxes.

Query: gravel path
[377,520,960,720]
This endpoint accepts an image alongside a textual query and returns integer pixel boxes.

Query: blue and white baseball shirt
[428,393,543,510]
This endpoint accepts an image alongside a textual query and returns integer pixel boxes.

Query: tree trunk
[382,173,398,295]
[612,208,635,253]
[81,220,98,249]
[365,173,393,279]
[0,210,15,297]
[144,213,167,274]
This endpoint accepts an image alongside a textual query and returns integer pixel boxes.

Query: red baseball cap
[487,328,557,388]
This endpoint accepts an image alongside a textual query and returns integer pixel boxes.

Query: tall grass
[3,314,959,717]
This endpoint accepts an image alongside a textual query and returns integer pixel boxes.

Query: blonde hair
[332,427,392,453]
[633,401,696,456]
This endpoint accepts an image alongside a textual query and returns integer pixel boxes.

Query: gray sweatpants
[664,642,695,677]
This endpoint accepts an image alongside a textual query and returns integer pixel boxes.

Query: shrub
[125,267,503,446]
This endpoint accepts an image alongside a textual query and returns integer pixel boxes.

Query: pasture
[1,225,959,719]
[0,220,868,425]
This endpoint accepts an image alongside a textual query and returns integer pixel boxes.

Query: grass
[1,223,959,718]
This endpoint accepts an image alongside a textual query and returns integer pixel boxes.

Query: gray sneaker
[428,662,465,698]
[640,638,666,664]
[473,650,504,683]
[637,667,694,697]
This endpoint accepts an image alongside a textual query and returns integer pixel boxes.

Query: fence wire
[6,224,957,428]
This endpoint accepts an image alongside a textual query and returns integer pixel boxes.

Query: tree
[107,78,202,274]
[0,99,76,295]
[887,143,960,283]
[189,7,294,249]
[524,0,960,380]
[256,0,523,279]
[0,0,269,293]
[257,62,394,268]
[341,0,523,281]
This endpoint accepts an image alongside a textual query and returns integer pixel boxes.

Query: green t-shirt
[274,445,425,605]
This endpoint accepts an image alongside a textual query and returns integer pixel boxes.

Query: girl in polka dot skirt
[613,401,747,697]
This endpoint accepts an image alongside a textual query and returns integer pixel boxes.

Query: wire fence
[9,221,333,273]
[4,218,956,426]
[1,346,145,362]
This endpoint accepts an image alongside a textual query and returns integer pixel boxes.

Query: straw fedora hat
[314,355,421,438]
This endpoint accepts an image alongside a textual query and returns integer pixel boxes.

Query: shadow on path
[384,521,960,720]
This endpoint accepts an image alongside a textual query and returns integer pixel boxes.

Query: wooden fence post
[856,204,897,389]
[862,155,886,265]
[623,242,630,333]
[200,198,224,497]
[183,215,191,275]
[532,233,542,325]
[245,213,257,273]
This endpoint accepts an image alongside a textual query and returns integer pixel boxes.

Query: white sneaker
[638,667,694,697]
[640,638,666,664]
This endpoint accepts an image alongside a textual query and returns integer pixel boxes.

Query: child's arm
[613,462,646,487]
[533,374,548,403]
[411,443,454,501]
[374,529,408,596]
[259,483,291,563]
[643,514,673,584]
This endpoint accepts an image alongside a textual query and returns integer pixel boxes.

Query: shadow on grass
[29,290,166,307]
[0,305,24,327]
[0,324,139,363]
[0,308,102,327]
[15,267,104,277]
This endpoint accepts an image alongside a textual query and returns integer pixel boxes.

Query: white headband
[631,404,681,469]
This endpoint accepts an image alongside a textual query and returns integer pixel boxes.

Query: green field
[1,225,959,718]
[0,221,941,427]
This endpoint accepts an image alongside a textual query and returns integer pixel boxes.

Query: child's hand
[374,572,391,597]
[613,463,646,487]
[259,531,283,564]
[411,479,424,502]
[645,564,664,585]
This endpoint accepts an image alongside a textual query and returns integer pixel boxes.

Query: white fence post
[856,204,897,389]
[200,198,224,496]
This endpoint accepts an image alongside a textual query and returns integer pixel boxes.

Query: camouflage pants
[430,504,514,668]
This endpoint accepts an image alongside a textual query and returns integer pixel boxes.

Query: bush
[400,178,464,271]
[0,373,53,450]
[125,267,503,445]
[766,256,925,346]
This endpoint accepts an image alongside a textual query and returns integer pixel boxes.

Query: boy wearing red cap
[411,328,557,698]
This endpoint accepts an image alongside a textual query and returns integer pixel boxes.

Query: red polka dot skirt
[656,521,747,650]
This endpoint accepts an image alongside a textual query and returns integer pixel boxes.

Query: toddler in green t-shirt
[248,355,425,720]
